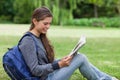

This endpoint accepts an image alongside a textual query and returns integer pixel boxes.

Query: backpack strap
[18,32,38,53]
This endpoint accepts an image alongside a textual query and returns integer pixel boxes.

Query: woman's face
[34,17,52,34]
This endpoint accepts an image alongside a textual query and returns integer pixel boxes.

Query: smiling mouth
[43,28,48,32]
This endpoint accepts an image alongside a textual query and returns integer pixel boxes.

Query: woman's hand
[58,55,73,68]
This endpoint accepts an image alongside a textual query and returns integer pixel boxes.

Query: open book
[69,35,86,56]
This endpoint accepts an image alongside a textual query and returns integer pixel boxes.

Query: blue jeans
[46,53,112,80]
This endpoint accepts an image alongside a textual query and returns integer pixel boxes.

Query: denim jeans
[46,53,112,80]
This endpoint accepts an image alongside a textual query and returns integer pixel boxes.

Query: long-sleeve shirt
[19,32,59,80]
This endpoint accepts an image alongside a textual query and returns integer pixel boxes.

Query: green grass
[51,37,120,80]
[0,24,120,80]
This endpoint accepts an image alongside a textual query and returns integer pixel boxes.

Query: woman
[19,6,118,80]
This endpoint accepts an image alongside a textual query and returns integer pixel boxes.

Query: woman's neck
[29,29,40,37]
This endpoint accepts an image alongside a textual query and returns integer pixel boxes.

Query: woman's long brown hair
[29,7,54,63]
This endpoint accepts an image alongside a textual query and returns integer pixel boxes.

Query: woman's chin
[42,31,47,34]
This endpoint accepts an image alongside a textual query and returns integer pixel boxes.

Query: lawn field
[0,24,120,80]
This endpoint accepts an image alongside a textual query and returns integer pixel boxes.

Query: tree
[13,0,35,23]
[116,0,120,15]
[0,0,14,21]
[84,0,104,18]
[52,0,78,25]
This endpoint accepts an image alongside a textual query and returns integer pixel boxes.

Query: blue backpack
[2,32,40,80]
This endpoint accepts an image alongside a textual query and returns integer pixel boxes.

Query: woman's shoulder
[19,35,36,50]
[21,35,34,43]
[19,35,37,47]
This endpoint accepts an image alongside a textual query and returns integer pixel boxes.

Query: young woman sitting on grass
[18,7,118,80]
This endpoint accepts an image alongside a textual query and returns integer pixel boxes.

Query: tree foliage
[0,0,119,24]
[0,0,14,21]
[13,0,35,23]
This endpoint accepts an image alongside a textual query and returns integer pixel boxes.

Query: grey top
[19,33,59,80]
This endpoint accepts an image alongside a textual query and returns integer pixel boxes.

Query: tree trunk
[117,0,120,16]
[94,4,98,18]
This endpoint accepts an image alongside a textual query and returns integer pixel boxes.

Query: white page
[69,35,86,56]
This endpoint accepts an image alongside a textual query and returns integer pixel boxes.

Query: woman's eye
[43,22,48,25]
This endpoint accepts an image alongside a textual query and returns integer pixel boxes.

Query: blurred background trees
[0,0,120,27]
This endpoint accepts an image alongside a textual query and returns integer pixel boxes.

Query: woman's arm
[19,36,59,77]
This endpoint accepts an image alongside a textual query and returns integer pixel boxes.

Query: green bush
[13,15,31,24]
[0,15,12,23]
[63,17,120,28]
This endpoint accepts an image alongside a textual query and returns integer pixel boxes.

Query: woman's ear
[32,18,38,25]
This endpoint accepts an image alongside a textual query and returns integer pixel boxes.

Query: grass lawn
[0,24,120,80]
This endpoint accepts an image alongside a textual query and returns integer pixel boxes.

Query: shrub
[62,17,120,28]
[0,15,12,23]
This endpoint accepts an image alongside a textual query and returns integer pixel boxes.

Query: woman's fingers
[58,56,73,67]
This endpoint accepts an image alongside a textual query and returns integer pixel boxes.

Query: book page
[69,35,86,56]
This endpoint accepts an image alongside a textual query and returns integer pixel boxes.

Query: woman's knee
[73,53,88,64]
[76,53,87,60]
[70,53,89,67]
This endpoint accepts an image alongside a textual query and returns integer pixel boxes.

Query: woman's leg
[46,54,100,80]
[90,63,112,80]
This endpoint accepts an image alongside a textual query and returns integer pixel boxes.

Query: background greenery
[0,24,120,80]
[0,0,120,27]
